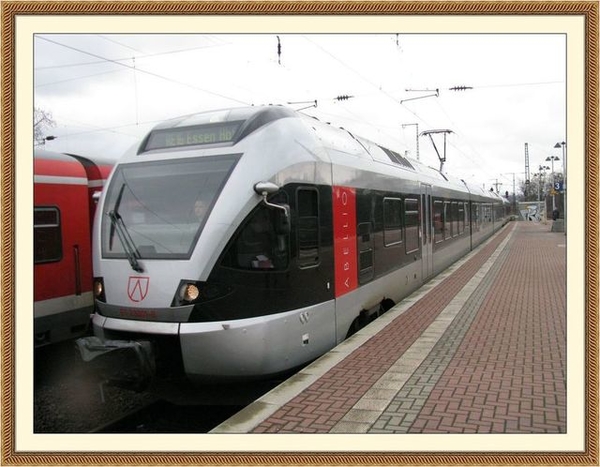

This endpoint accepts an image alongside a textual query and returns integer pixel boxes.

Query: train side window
[483,203,492,225]
[222,195,289,271]
[357,222,374,283]
[452,202,459,237]
[472,203,481,232]
[458,202,465,234]
[383,197,402,247]
[444,201,452,240]
[433,200,444,243]
[296,188,320,268]
[404,198,419,254]
[34,207,62,263]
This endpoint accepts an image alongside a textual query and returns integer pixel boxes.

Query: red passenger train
[34,148,114,346]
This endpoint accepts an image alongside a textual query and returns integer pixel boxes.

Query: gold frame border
[1,1,598,466]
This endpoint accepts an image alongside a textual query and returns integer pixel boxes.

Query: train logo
[333,186,358,297]
[127,276,149,302]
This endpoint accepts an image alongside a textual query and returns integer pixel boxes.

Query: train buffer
[212,220,569,438]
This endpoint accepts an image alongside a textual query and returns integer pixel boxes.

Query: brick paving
[405,222,566,433]
[215,221,566,434]
[368,239,510,433]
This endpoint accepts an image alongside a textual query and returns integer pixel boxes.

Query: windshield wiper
[109,183,126,251]
[108,210,144,273]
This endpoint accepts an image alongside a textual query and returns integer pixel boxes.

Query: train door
[421,184,434,280]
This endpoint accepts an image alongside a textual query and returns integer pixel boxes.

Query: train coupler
[75,336,156,393]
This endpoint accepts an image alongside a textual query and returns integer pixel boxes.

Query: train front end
[85,153,240,387]
[77,106,335,393]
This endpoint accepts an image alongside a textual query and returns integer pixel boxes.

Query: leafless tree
[34,107,56,145]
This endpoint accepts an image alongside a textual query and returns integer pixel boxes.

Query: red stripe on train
[332,186,358,298]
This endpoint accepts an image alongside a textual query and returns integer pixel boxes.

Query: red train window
[34,207,62,263]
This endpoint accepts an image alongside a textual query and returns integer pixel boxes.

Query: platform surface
[212,221,566,434]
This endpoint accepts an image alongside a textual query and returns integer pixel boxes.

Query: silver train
[78,106,509,393]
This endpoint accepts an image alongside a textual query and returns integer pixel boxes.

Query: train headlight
[93,277,106,302]
[174,281,203,306]
[171,280,232,307]
[181,283,200,302]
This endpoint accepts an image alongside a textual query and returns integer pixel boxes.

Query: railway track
[35,339,278,433]
[91,399,243,433]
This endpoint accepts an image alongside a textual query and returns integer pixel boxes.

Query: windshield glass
[101,155,238,259]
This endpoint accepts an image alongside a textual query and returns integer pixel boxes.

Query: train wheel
[379,298,395,314]
[345,317,361,339]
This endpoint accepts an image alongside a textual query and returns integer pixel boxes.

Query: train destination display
[144,121,241,151]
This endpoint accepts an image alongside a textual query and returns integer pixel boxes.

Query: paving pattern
[406,223,566,433]
[369,239,511,433]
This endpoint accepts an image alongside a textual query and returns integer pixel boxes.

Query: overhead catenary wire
[35,36,229,70]
[35,68,127,88]
[45,115,163,140]
[130,33,539,177]
[294,36,425,151]
[36,34,563,184]
[301,35,402,108]
[36,36,249,105]
[399,82,539,180]
[97,34,146,54]
[429,96,496,178]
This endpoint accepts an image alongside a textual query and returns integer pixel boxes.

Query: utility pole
[524,143,530,197]
[545,155,560,211]
[490,179,502,193]
[501,172,520,215]
[276,36,281,65]
[401,123,419,161]
[537,164,550,221]
[511,172,516,215]
[554,141,566,234]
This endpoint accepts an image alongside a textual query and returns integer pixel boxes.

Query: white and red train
[34,148,114,346]
[76,105,509,392]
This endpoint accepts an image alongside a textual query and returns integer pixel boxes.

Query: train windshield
[101,155,238,260]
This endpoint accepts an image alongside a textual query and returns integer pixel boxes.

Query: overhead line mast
[524,143,531,196]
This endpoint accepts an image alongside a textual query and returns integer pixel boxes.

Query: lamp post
[537,165,550,221]
[554,141,566,233]
[545,155,560,211]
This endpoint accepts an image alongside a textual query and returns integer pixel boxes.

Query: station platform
[211,220,566,434]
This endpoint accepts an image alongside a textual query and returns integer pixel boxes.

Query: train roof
[136,105,502,201]
[34,147,117,166]
[139,105,430,177]
[148,106,295,131]
[139,106,297,154]
[35,148,77,162]
[300,113,471,192]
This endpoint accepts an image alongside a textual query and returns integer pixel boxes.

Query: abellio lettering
[333,186,358,297]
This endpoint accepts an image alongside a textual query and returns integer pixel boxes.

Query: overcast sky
[34,33,566,193]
